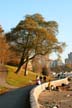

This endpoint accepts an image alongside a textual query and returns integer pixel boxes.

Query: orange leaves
[7,13,65,64]
[24,17,38,28]
[0,33,9,64]
[0,25,4,33]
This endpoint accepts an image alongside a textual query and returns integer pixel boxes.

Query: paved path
[0,85,35,108]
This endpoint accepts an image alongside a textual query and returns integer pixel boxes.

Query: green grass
[0,65,39,94]
[0,86,9,94]
[6,65,39,87]
[0,65,53,94]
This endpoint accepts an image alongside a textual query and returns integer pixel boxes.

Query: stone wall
[30,77,70,108]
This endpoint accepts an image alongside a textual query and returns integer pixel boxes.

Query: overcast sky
[0,0,72,62]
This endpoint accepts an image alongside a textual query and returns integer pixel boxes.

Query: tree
[6,13,65,75]
[0,25,9,65]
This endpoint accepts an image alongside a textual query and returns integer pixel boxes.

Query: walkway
[0,85,35,108]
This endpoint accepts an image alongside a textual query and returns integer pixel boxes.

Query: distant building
[65,52,72,64]
[50,55,63,68]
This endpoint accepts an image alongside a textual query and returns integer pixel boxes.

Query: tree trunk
[15,57,24,74]
[24,61,28,76]
[24,57,28,76]
[15,64,22,74]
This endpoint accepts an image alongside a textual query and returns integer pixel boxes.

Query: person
[45,79,51,90]
[53,105,59,108]
[36,75,41,85]
[39,76,43,83]
[48,80,51,90]
[43,76,47,82]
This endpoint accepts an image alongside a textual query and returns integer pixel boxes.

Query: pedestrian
[36,75,41,85]
[43,76,47,82]
[48,80,51,90]
[39,76,43,83]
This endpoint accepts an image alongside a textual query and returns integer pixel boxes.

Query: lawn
[6,65,39,87]
[0,65,53,94]
[0,65,39,94]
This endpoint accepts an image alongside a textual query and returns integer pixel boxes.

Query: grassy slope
[6,65,39,87]
[0,65,53,94]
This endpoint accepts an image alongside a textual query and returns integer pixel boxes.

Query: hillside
[0,65,39,94]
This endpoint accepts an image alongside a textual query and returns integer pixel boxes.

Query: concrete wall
[30,77,70,108]
[50,77,69,87]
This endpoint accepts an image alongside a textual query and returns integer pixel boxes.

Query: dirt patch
[38,83,72,108]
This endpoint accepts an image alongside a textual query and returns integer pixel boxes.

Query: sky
[0,0,72,62]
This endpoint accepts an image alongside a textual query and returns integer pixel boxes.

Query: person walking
[36,75,41,85]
